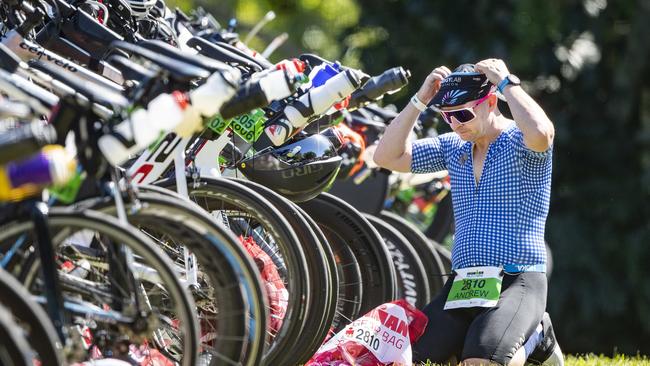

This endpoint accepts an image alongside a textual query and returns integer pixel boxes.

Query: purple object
[7,152,53,187]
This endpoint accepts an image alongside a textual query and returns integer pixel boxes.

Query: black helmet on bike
[238,131,343,202]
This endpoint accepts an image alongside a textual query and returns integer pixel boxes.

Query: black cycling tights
[413,271,547,365]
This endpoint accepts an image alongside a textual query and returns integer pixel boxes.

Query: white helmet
[126,0,157,18]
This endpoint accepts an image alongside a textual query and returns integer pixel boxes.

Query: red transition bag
[307,299,428,366]
[239,235,289,333]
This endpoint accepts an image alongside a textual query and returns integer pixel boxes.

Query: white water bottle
[189,69,240,117]
[264,69,363,146]
[285,69,362,128]
[98,92,186,166]
[98,69,239,165]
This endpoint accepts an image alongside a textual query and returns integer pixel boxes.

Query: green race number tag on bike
[444,266,503,310]
[206,114,232,135]
[48,171,84,204]
[230,109,266,143]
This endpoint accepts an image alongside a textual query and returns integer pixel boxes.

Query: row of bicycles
[0,0,457,364]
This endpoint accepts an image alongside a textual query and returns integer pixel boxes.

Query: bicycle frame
[0,198,146,346]
[128,131,235,288]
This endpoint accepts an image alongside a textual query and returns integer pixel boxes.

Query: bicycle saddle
[211,40,273,69]
[111,40,210,83]
[107,54,157,82]
[361,104,398,122]
[186,36,263,72]
[137,39,233,74]
[28,60,129,108]
[347,113,386,134]
[58,9,124,58]
[0,68,59,112]
[298,53,331,69]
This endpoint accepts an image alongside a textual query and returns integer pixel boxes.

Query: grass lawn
[565,354,650,365]
[417,354,650,365]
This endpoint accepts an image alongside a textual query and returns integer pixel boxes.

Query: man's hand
[416,66,451,104]
[475,59,510,85]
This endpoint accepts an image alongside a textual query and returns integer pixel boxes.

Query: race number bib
[444,266,503,310]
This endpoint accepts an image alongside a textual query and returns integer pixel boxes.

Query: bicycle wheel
[155,177,309,365]
[82,190,268,366]
[0,303,32,366]
[363,214,430,309]
[0,207,199,365]
[292,203,340,363]
[378,210,447,296]
[432,240,452,276]
[425,193,454,243]
[0,268,63,365]
[299,193,397,326]
[232,178,337,364]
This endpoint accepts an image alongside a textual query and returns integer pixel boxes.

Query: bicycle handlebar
[219,69,299,119]
[0,122,57,165]
[347,67,410,110]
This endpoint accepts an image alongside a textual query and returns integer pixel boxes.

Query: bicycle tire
[231,178,337,364]
[0,207,200,366]
[432,240,452,277]
[291,203,340,362]
[0,303,32,366]
[155,177,309,366]
[363,214,430,309]
[306,212,363,333]
[424,193,454,243]
[81,190,268,366]
[378,210,447,296]
[0,268,63,365]
[299,193,397,319]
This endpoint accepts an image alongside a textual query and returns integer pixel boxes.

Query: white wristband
[410,94,427,112]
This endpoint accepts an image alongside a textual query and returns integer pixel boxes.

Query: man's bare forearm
[503,85,555,152]
[372,102,422,172]
[476,59,555,152]
[373,66,451,172]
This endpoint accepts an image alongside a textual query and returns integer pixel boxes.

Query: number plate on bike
[230,109,266,143]
[444,266,503,310]
[206,114,232,135]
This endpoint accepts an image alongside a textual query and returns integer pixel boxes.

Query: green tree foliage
[168,0,366,63]
[166,0,650,354]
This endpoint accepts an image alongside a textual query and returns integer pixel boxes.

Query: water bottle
[275,58,306,75]
[97,92,187,167]
[220,69,300,119]
[0,145,76,201]
[98,70,239,166]
[264,69,364,146]
[347,66,411,110]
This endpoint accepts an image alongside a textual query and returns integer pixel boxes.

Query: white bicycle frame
[127,130,239,288]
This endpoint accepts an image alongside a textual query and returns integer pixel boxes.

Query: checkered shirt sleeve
[410,132,463,173]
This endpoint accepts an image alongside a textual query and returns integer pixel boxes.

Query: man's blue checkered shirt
[411,122,552,271]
